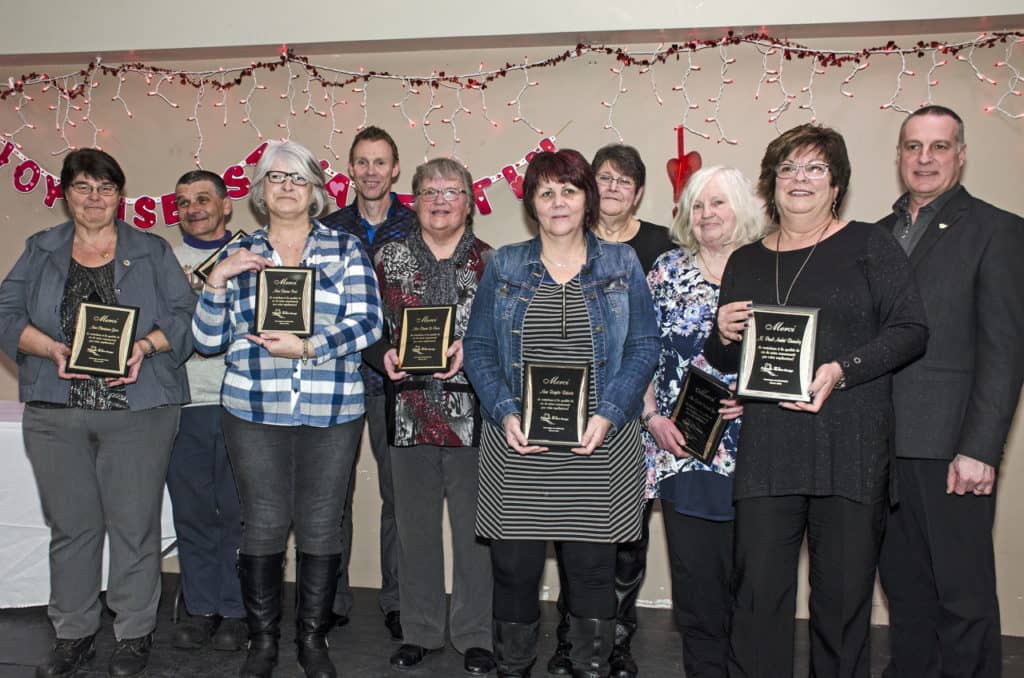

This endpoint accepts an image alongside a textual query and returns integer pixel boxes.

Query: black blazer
[878,186,1024,466]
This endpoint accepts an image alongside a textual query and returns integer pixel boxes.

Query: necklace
[774,219,832,306]
[75,236,115,259]
[541,250,584,270]
[696,249,724,284]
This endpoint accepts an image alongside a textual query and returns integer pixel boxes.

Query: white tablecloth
[0,401,176,608]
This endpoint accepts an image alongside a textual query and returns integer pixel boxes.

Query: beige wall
[2,29,1023,633]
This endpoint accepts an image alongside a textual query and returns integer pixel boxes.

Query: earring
[831,198,839,220]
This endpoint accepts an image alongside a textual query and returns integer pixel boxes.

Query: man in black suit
[878,105,1024,678]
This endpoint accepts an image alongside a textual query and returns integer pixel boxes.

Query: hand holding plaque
[736,304,818,402]
[67,302,140,377]
[397,305,456,374]
[669,367,732,463]
[522,362,589,447]
[254,267,315,336]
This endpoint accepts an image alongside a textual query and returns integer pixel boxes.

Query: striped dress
[476,276,645,543]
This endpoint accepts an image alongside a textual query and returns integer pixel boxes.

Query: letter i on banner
[472,177,494,215]
[326,172,350,208]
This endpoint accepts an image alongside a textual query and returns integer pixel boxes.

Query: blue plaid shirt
[193,220,383,427]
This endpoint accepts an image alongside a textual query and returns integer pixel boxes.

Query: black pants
[492,540,616,622]
[662,507,732,678]
[879,458,1000,678]
[729,494,885,678]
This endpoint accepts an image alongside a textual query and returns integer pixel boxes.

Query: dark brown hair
[60,148,126,192]
[591,143,646,190]
[757,123,851,223]
[522,149,600,229]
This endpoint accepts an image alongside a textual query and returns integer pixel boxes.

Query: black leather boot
[295,552,342,678]
[238,552,284,678]
[547,600,572,676]
[493,618,538,678]
[567,616,616,678]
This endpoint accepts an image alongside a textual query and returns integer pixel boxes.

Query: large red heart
[666,151,703,204]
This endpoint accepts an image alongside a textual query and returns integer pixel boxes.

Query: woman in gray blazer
[0,149,195,678]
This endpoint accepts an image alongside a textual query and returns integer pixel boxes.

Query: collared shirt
[321,193,417,395]
[892,184,961,254]
[192,220,382,427]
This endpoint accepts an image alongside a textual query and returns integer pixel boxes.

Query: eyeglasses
[417,188,467,202]
[775,162,830,180]
[265,171,310,186]
[69,181,119,197]
[595,173,636,190]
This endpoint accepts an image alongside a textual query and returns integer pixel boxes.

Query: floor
[1,574,1022,677]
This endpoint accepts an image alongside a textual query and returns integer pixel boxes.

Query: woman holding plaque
[640,166,763,677]
[365,157,496,675]
[0,148,195,678]
[193,140,383,678]
[464,149,659,678]
[704,124,928,678]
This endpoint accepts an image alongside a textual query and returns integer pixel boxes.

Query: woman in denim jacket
[464,149,659,678]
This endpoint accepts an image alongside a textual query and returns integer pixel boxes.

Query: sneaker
[211,616,247,652]
[36,635,96,678]
[108,634,152,678]
[172,613,219,650]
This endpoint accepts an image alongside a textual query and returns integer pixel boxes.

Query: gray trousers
[23,404,180,640]
[335,393,400,615]
[391,444,492,652]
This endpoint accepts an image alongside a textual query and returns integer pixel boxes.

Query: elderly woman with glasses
[0,148,195,678]
[364,158,496,675]
[193,140,382,678]
[704,124,928,678]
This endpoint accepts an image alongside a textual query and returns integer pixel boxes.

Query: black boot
[567,616,616,678]
[493,618,538,678]
[609,633,638,678]
[295,552,341,678]
[238,552,284,678]
[547,601,572,676]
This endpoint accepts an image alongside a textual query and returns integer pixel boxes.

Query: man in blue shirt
[321,126,415,640]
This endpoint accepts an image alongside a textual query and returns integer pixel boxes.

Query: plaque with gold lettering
[397,305,456,374]
[254,267,315,336]
[191,230,248,282]
[67,302,140,377]
[522,362,589,447]
[669,366,732,463]
[737,304,818,402]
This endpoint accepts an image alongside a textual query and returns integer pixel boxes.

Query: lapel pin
[938,222,950,230]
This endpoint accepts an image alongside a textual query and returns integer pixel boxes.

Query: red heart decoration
[666,151,703,204]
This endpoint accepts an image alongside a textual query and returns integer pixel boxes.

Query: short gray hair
[671,166,765,252]
[250,140,329,218]
[411,157,475,228]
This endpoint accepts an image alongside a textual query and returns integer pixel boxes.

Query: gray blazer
[878,187,1024,467]
[0,219,196,409]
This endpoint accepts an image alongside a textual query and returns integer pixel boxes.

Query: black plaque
[669,366,732,463]
[397,305,456,374]
[191,230,248,282]
[522,362,589,447]
[737,304,818,402]
[254,267,315,336]
[67,302,140,377]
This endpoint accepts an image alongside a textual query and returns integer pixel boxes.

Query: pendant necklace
[775,219,832,306]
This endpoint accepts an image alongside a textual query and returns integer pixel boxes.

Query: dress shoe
[331,612,350,628]
[108,634,152,678]
[384,610,403,641]
[545,639,572,676]
[172,613,219,650]
[464,647,497,675]
[609,641,638,678]
[212,616,247,651]
[36,634,96,678]
[390,644,439,670]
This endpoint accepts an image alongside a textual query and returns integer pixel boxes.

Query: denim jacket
[463,231,659,431]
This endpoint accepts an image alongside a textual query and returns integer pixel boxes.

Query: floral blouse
[644,248,740,502]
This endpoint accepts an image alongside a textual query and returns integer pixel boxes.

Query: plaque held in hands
[397,305,456,374]
[522,362,589,447]
[191,230,248,282]
[254,267,315,336]
[669,366,732,463]
[737,304,818,402]
[67,302,140,377]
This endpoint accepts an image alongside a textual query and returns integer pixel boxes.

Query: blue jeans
[222,412,360,556]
